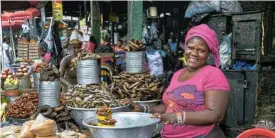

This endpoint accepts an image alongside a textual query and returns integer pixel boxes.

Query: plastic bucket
[18,77,31,90]
[33,73,40,90]
[126,51,145,74]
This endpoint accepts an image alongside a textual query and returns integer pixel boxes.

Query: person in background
[82,35,97,53]
[168,36,180,70]
[89,35,97,52]
[124,24,230,138]
[114,40,126,72]
[2,37,13,72]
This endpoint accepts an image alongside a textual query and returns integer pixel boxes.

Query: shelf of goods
[17,38,29,59]
[28,39,40,60]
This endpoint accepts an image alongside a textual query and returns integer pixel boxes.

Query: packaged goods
[20,120,35,138]
[30,117,57,137]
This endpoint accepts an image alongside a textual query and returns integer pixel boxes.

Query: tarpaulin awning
[2,20,25,30]
[2,7,40,21]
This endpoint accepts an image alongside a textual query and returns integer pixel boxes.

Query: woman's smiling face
[184,37,209,70]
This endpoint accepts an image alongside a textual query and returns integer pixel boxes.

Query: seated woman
[125,24,230,138]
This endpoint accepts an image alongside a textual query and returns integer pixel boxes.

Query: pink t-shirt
[162,65,230,138]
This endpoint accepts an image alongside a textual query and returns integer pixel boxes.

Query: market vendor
[59,31,83,92]
[124,24,230,138]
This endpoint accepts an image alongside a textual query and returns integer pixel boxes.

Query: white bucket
[126,51,145,74]
[77,59,100,84]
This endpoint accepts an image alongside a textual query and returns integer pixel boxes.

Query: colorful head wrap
[184,24,220,67]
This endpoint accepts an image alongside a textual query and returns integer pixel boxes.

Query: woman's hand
[120,98,143,112]
[151,112,177,124]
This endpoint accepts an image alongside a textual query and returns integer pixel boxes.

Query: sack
[185,1,220,18]
[30,115,57,137]
[20,120,35,138]
[0,125,21,138]
[35,136,59,138]
[185,0,242,18]
[146,50,164,77]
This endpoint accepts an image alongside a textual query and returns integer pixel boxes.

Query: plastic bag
[219,33,232,69]
[220,1,242,13]
[185,1,220,18]
[0,125,21,138]
[185,0,242,18]
[58,130,87,138]
[30,114,57,137]
[142,26,150,45]
[70,30,83,42]
[20,120,35,138]
[146,50,164,77]
[150,21,158,40]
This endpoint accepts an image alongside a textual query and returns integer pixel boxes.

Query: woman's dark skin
[126,37,229,126]
[59,42,82,88]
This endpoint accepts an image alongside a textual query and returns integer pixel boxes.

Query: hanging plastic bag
[150,21,158,40]
[185,1,220,18]
[146,50,164,77]
[29,114,57,137]
[20,120,35,138]
[219,33,232,69]
[220,1,242,13]
[142,25,150,45]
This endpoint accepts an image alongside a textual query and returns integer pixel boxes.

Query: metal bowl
[134,100,161,107]
[83,112,160,138]
[67,105,130,128]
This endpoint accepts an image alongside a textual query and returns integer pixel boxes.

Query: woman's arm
[59,56,69,77]
[160,90,228,125]
[184,90,228,125]
[150,103,166,114]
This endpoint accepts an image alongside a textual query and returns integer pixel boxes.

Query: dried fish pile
[121,40,145,51]
[65,84,123,108]
[75,51,101,60]
[39,64,60,81]
[71,51,101,70]
[109,72,164,101]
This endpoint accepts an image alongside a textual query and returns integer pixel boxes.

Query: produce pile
[65,84,126,108]
[37,105,79,132]
[6,93,38,118]
[2,69,19,90]
[39,64,60,81]
[15,64,30,77]
[33,63,47,73]
[110,72,164,101]
[121,40,145,51]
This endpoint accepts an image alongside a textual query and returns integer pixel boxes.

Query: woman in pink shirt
[125,24,230,138]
